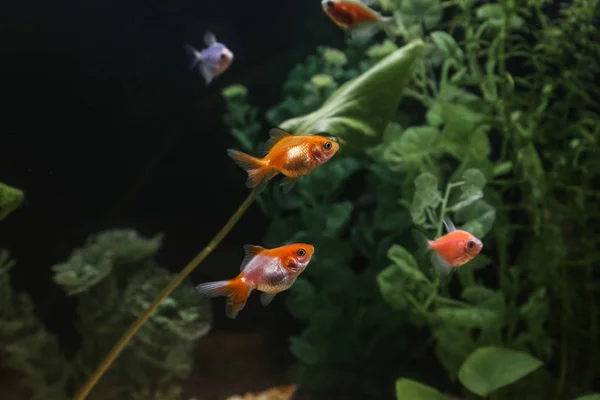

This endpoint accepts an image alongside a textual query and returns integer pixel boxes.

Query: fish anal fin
[224,280,253,319]
[263,128,292,154]
[280,176,298,193]
[240,244,266,271]
[348,21,381,42]
[411,229,432,260]
[198,63,214,85]
[431,252,452,277]
[260,292,276,307]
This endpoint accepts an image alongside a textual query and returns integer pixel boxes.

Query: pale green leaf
[435,307,499,329]
[325,201,353,236]
[449,169,486,211]
[574,395,600,400]
[387,244,418,270]
[476,4,524,29]
[289,337,319,365]
[458,346,543,397]
[426,103,443,127]
[455,199,495,238]
[395,378,447,400]
[430,31,464,64]
[0,182,24,221]
[279,40,425,155]
[399,0,443,30]
[411,172,442,225]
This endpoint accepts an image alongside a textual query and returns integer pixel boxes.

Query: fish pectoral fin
[260,292,276,307]
[280,176,298,193]
[240,244,266,271]
[203,31,217,46]
[263,128,292,154]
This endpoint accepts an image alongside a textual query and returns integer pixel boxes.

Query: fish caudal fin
[411,229,432,260]
[226,149,276,194]
[196,277,252,319]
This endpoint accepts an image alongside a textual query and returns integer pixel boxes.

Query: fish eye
[297,248,306,257]
[323,141,332,150]
[325,0,334,8]
[467,240,476,249]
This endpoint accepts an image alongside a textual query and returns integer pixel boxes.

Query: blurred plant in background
[221,0,600,398]
[0,192,211,400]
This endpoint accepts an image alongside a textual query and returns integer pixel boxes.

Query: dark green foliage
[0,182,24,221]
[221,0,599,397]
[1,229,211,400]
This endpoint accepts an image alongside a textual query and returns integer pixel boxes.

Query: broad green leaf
[462,285,497,305]
[366,39,399,59]
[574,395,600,400]
[476,4,524,29]
[289,337,319,365]
[426,103,443,127]
[440,102,490,161]
[449,169,486,211]
[430,31,464,65]
[383,126,441,170]
[395,378,447,400]
[411,173,442,225]
[0,182,24,221]
[433,325,477,380]
[286,278,318,321]
[377,265,409,310]
[279,40,425,155]
[325,201,353,236]
[399,0,443,30]
[222,84,248,99]
[435,307,499,329]
[456,199,496,238]
[387,244,419,270]
[459,346,543,397]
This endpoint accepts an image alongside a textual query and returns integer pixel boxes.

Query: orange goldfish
[226,128,339,194]
[413,216,483,275]
[321,0,395,40]
[196,243,315,319]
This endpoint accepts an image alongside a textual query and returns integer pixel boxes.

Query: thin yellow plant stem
[73,190,257,400]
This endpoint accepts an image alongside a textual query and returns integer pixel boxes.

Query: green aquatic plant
[1,229,211,400]
[73,39,425,399]
[0,181,24,221]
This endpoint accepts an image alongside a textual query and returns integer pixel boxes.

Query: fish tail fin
[411,228,432,260]
[183,43,202,70]
[226,149,276,194]
[183,42,214,85]
[196,277,251,319]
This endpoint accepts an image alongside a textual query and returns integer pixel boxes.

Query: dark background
[0,0,345,361]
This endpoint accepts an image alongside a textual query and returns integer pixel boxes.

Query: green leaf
[426,103,443,128]
[435,307,499,329]
[0,182,24,221]
[387,244,419,270]
[222,84,248,100]
[574,395,600,400]
[458,346,543,397]
[399,0,443,30]
[476,4,524,29]
[290,337,319,365]
[366,39,399,59]
[449,169,486,211]
[383,126,441,170]
[440,102,490,161]
[395,378,447,400]
[455,199,496,238]
[325,201,353,236]
[430,31,464,65]
[411,173,442,225]
[279,40,425,155]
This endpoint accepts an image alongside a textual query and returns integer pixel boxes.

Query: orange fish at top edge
[321,0,395,40]
[413,216,483,276]
[226,128,340,194]
[195,243,315,318]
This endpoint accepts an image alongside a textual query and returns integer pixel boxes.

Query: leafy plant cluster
[221,0,600,398]
[0,193,212,400]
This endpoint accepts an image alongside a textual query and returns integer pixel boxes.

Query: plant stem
[73,190,257,400]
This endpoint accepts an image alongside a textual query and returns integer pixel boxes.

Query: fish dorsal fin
[240,244,265,271]
[442,216,456,233]
[204,31,216,46]
[263,128,292,154]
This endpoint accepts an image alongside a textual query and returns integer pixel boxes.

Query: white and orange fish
[227,128,340,194]
[196,243,315,318]
[413,216,483,275]
[184,31,233,85]
[321,0,395,40]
